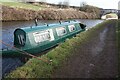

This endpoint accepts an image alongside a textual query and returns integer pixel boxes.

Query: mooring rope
[0,40,50,63]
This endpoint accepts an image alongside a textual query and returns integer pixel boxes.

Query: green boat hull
[0,20,85,57]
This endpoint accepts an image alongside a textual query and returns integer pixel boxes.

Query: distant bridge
[100,9,118,19]
[100,9,118,16]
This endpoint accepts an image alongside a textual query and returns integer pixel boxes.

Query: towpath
[51,20,118,78]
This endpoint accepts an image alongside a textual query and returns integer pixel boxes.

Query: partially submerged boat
[1,20,86,57]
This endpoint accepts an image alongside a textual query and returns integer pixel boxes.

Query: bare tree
[80,1,87,7]
[79,1,87,12]
[63,0,69,8]
[58,1,62,5]
[118,1,120,18]
[39,0,46,2]
[79,1,100,18]
[58,1,63,8]
[118,1,120,10]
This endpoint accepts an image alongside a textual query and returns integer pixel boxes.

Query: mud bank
[2,5,99,21]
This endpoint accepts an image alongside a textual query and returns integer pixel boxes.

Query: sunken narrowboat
[1,20,86,57]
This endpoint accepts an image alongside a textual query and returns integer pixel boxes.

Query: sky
[37,0,120,9]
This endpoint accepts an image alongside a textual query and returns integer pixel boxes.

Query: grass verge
[117,20,120,78]
[0,1,42,11]
[5,20,116,78]
[106,13,118,18]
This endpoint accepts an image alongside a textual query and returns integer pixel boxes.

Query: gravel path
[52,21,118,78]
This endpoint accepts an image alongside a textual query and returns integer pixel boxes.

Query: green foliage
[5,20,115,78]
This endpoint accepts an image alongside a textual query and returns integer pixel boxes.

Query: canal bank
[52,20,118,78]
[2,4,100,21]
[117,20,120,78]
[2,19,103,77]
[4,20,118,78]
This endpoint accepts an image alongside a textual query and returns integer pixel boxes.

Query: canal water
[1,19,104,77]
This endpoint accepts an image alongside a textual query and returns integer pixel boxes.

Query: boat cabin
[13,20,86,54]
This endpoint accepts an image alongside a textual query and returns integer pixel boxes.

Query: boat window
[68,25,76,32]
[18,35,25,46]
[56,27,67,36]
[33,30,53,43]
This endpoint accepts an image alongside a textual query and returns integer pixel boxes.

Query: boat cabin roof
[16,20,81,33]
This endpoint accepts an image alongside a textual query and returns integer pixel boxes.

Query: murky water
[1,19,104,77]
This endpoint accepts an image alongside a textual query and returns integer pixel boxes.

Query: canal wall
[2,5,99,21]
[5,20,116,78]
